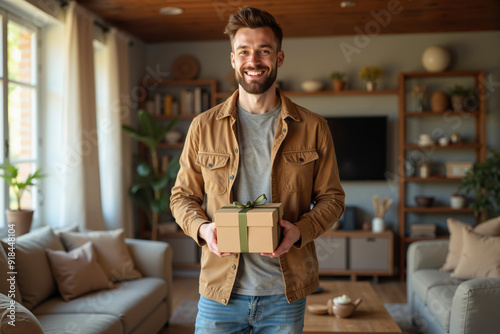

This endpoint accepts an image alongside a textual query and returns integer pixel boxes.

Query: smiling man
[170,6,345,333]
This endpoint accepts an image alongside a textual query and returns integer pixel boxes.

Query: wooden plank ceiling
[75,0,500,43]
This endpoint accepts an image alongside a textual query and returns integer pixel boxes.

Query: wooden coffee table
[304,281,402,333]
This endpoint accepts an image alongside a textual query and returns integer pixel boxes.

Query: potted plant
[449,85,473,111]
[330,71,346,92]
[0,162,45,236]
[122,109,180,240]
[358,66,383,91]
[458,149,500,220]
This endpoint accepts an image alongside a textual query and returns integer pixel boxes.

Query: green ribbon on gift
[221,194,281,253]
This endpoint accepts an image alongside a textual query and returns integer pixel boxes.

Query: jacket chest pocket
[283,150,319,192]
[196,153,230,195]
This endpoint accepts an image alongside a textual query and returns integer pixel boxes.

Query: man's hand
[261,219,301,258]
[198,222,234,257]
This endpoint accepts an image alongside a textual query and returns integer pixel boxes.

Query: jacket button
[283,128,287,133]
[299,157,304,162]
[234,148,238,153]
[233,254,238,258]
[208,163,213,168]
[231,264,236,270]
[222,298,227,304]
[229,175,234,180]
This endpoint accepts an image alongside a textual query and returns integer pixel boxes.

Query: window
[0,9,41,230]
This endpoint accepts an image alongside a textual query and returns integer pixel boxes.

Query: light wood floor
[160,275,407,334]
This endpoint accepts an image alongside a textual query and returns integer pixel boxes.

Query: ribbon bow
[233,194,267,208]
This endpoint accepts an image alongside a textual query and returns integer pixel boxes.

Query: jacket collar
[216,88,301,122]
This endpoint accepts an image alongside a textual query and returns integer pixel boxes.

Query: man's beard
[236,63,278,94]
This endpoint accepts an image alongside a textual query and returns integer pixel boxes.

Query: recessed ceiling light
[340,1,357,8]
[159,7,184,15]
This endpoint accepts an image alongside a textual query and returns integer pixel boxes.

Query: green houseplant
[0,161,45,236]
[458,149,500,220]
[330,71,346,92]
[122,109,180,240]
[358,66,383,91]
[449,84,473,111]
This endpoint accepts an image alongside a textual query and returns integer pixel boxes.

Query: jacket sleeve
[170,117,210,245]
[294,119,345,247]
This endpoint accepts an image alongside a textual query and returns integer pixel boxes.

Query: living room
[1,0,499,333]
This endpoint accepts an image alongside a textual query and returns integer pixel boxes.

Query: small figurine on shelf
[372,195,393,233]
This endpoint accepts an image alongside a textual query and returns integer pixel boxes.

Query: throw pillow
[452,230,500,279]
[46,241,111,301]
[59,228,142,282]
[0,294,44,334]
[0,226,65,310]
[440,217,500,271]
[0,244,22,303]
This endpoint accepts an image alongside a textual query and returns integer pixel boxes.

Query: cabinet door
[349,237,389,270]
[315,236,347,270]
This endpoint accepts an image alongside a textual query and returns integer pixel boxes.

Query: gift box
[215,202,283,253]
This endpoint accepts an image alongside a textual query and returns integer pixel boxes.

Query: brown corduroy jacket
[170,89,345,305]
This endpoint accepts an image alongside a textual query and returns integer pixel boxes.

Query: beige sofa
[407,239,500,334]
[0,226,173,334]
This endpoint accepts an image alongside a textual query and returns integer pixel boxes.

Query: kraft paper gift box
[215,202,283,253]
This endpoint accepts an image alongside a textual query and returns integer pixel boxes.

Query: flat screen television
[326,116,387,181]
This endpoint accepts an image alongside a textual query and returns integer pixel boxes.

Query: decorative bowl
[165,130,183,143]
[301,79,324,93]
[415,196,434,207]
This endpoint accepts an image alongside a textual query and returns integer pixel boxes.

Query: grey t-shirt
[231,100,285,296]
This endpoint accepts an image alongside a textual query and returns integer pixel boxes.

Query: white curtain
[60,1,104,230]
[97,28,134,237]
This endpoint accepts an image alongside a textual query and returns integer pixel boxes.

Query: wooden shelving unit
[397,70,486,280]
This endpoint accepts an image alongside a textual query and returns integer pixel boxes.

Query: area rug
[169,300,419,334]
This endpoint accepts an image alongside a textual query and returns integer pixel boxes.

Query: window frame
[0,7,43,233]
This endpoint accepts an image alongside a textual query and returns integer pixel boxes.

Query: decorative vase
[371,217,385,233]
[422,45,451,72]
[366,81,375,92]
[450,195,466,209]
[332,80,345,92]
[451,95,465,111]
[430,91,448,112]
[5,210,34,236]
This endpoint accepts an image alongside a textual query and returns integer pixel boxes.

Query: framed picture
[446,162,473,178]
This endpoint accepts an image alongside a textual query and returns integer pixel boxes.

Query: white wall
[144,31,500,232]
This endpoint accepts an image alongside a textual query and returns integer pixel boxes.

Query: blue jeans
[195,293,306,334]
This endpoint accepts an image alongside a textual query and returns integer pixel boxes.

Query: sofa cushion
[412,269,462,306]
[0,293,43,334]
[452,230,500,279]
[37,313,123,334]
[1,226,65,310]
[59,229,142,282]
[32,277,166,333]
[46,241,111,301]
[425,285,456,332]
[0,243,21,303]
[441,217,500,271]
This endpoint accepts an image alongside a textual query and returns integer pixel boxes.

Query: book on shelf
[202,90,211,111]
[180,89,194,115]
[194,87,202,114]
[164,94,173,116]
[154,93,162,115]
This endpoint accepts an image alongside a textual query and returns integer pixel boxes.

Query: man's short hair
[224,6,283,51]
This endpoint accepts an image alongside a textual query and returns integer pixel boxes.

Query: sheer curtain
[60,1,104,230]
[97,28,134,237]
